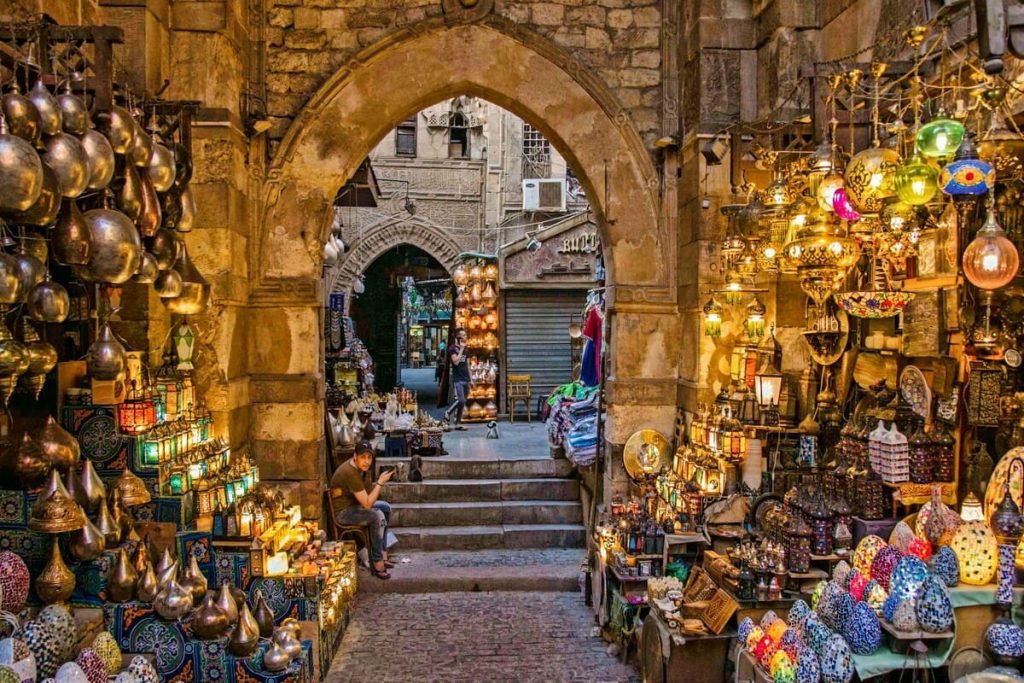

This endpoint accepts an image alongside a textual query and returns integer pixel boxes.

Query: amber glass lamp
[963,209,1020,290]
[844,146,901,215]
[745,296,766,339]
[817,173,845,212]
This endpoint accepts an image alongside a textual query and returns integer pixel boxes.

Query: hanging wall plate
[1005,348,1021,368]
[899,365,932,420]
[801,308,850,366]
[623,429,670,480]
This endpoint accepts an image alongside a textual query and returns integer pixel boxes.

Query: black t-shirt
[451,344,470,383]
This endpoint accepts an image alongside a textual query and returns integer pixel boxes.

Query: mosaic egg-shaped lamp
[831,560,852,587]
[820,634,855,683]
[795,647,821,683]
[986,619,1024,664]
[772,651,796,683]
[803,613,832,656]
[931,546,960,588]
[779,629,802,661]
[739,617,756,644]
[848,571,869,601]
[846,601,882,655]
[892,599,920,632]
[865,580,888,616]
[870,545,904,590]
[914,576,954,633]
[949,521,998,585]
[0,552,30,613]
[747,626,766,653]
[888,521,917,553]
[852,535,888,578]
[890,555,930,601]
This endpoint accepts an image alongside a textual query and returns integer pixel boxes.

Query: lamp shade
[894,152,939,206]
[844,146,901,215]
[831,187,862,222]
[703,297,723,337]
[940,135,995,197]
[817,173,845,212]
[745,296,766,339]
[962,209,1019,290]
[916,116,965,160]
[755,366,783,406]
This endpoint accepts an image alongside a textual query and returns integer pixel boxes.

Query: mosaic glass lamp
[844,146,902,215]
[940,134,995,197]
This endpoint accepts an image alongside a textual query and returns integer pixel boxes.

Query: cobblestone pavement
[325,591,640,683]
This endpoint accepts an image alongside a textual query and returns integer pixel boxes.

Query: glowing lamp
[916,115,965,161]
[703,297,723,337]
[481,280,498,307]
[763,175,792,212]
[452,264,469,286]
[950,521,999,585]
[961,491,985,521]
[119,381,156,434]
[894,152,939,205]
[831,188,862,222]
[745,296,767,339]
[940,135,995,197]
[723,272,745,305]
[844,146,901,215]
[754,365,783,407]
[963,209,1019,290]
[817,172,845,212]
[168,468,187,496]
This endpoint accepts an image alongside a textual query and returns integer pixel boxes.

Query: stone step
[385,478,580,504]
[378,456,573,480]
[393,524,586,550]
[390,500,583,527]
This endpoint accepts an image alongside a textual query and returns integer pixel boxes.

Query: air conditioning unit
[522,179,566,211]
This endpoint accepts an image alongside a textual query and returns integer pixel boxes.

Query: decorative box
[177,531,216,584]
[134,494,195,528]
[62,404,137,475]
[215,550,253,589]
[72,548,119,607]
[0,525,49,573]
[0,488,36,527]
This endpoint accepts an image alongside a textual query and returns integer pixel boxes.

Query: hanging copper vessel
[29,469,85,532]
[137,173,161,237]
[136,562,159,602]
[153,577,192,620]
[115,468,151,507]
[263,642,290,673]
[180,555,208,603]
[164,242,209,315]
[19,320,56,400]
[228,603,260,656]
[37,415,79,473]
[9,433,49,491]
[0,116,44,212]
[12,247,43,304]
[176,186,196,232]
[2,88,41,147]
[105,547,138,602]
[154,268,182,298]
[172,142,192,188]
[68,515,105,561]
[253,590,275,637]
[77,207,142,284]
[28,81,60,136]
[36,540,75,604]
[215,582,239,624]
[117,162,143,222]
[147,139,175,193]
[134,252,158,283]
[57,91,89,135]
[80,129,115,191]
[127,121,153,167]
[43,132,89,198]
[10,162,59,226]
[149,229,178,270]
[86,323,126,381]
[26,277,70,323]
[80,459,106,512]
[95,499,120,547]
[0,254,20,307]
[161,187,182,229]
[97,106,135,155]
[192,593,230,639]
[156,558,179,590]
[51,199,91,265]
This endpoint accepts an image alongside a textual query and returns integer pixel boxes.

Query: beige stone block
[566,6,605,26]
[328,32,359,50]
[584,27,611,50]
[251,375,321,403]
[320,8,346,28]
[631,49,660,69]
[284,28,327,50]
[607,8,633,28]
[253,401,323,441]
[615,27,659,49]
[633,6,660,27]
[293,7,320,28]
[531,2,564,25]
[248,306,321,376]
[268,7,293,27]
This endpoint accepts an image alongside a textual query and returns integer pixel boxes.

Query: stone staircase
[380,456,586,551]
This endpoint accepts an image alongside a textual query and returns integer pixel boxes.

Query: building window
[449,111,469,158]
[395,116,417,157]
[522,123,551,178]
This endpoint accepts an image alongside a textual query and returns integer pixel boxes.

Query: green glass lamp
[894,152,939,205]
[916,114,965,161]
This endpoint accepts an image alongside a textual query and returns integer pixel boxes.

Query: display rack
[451,258,500,422]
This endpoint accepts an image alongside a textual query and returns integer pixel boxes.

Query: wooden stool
[324,489,370,555]
[507,374,532,422]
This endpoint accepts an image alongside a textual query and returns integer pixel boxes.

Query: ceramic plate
[899,365,931,420]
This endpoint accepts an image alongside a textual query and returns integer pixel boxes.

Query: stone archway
[248,21,681,517]
[331,219,462,295]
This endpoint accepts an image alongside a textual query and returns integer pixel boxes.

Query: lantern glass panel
[755,371,783,406]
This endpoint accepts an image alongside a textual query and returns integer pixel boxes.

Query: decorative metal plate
[899,365,931,420]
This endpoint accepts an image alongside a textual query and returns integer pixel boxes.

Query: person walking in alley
[444,329,470,430]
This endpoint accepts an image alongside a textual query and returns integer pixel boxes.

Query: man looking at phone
[444,328,471,431]
[330,441,395,579]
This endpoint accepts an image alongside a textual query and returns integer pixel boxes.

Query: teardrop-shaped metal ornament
[2,89,41,147]
[37,415,79,472]
[181,553,208,602]
[215,582,239,624]
[9,162,59,226]
[0,119,44,212]
[57,91,89,135]
[138,172,161,237]
[95,498,120,548]
[68,514,106,562]
[136,561,159,603]
[80,129,115,191]
[127,120,153,167]
[26,277,70,323]
[149,229,178,270]
[177,186,196,232]
[254,590,275,637]
[147,140,175,193]
[105,546,138,602]
[36,539,75,604]
[86,323,126,381]
[51,199,91,265]
[80,458,107,512]
[117,162,143,222]
[192,593,230,639]
[134,252,158,284]
[28,80,61,136]
[43,132,89,198]
[228,603,260,656]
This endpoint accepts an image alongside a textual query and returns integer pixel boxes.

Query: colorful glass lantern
[745,296,767,339]
[916,115,965,161]
[118,381,156,434]
[154,350,183,421]
[963,208,1019,290]
[962,491,985,522]
[173,320,196,372]
[703,297,723,337]
[817,172,845,212]
[755,364,783,407]
[940,135,995,197]
[844,146,901,215]
[141,433,160,467]
[894,152,939,205]
[723,272,745,305]
[831,187,862,221]
[991,468,1023,606]
[950,521,999,585]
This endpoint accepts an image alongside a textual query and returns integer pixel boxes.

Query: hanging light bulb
[703,298,723,337]
[722,272,744,305]
[963,208,1020,290]
[916,113,965,161]
[745,296,766,339]
[894,151,939,205]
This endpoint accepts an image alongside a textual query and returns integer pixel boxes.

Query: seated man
[330,440,395,579]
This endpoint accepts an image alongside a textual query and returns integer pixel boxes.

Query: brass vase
[136,562,159,603]
[10,162,60,226]
[0,117,43,212]
[37,415,79,474]
[95,499,120,548]
[80,459,106,511]
[156,559,179,590]
[191,594,229,640]
[52,199,91,266]
[68,515,105,562]
[228,603,260,656]
[215,582,239,624]
[153,577,192,620]
[26,277,70,324]
[106,547,138,602]
[253,589,275,638]
[181,554,208,602]
[36,539,75,604]
[263,641,290,673]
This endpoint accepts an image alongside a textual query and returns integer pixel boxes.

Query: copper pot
[97,105,135,155]
[26,277,70,323]
[153,577,192,620]
[135,252,158,283]
[80,129,115,191]
[138,173,162,237]
[9,162,59,226]
[68,515,105,562]
[254,590,275,637]
[57,91,89,135]
[117,162,143,222]
[28,81,61,137]
[154,268,183,298]
[52,199,91,265]
[228,603,260,656]
[181,554,208,602]
[42,133,89,198]
[163,242,209,315]
[105,547,138,602]
[77,208,142,284]
[215,582,239,624]
[192,594,230,639]
[2,90,41,147]
[11,248,43,304]
[86,323,126,381]
[0,120,44,212]
[149,229,178,270]
[36,540,75,604]
[127,120,153,167]
[177,186,196,232]
[147,139,175,192]
[37,416,78,474]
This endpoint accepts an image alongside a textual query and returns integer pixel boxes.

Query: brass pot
[28,81,61,137]
[135,252,158,284]
[97,106,135,155]
[156,558,179,590]
[272,628,303,660]
[95,499,120,548]
[148,139,175,193]
[36,539,75,604]
[26,278,70,323]
[52,199,91,265]
[11,432,48,490]
[215,582,239,624]
[115,468,151,507]
[68,515,105,562]
[155,547,175,576]
[86,323,126,381]
[80,129,115,191]
[29,468,85,532]
[254,589,275,637]
[20,327,56,400]
[10,162,59,226]
[228,603,260,657]
[105,547,138,602]
[149,229,178,270]
[80,459,106,512]
[136,562,159,603]
[0,121,44,212]
[153,577,192,620]
[278,617,301,640]
[160,187,182,228]
[172,142,193,188]
[0,257,21,310]
[177,186,196,232]
[138,173,161,237]
[163,242,209,315]
[77,207,142,284]
[37,415,79,473]
[117,161,143,222]
[181,553,208,602]
[12,248,43,304]
[154,268,182,298]
[42,132,89,198]
[133,539,149,573]
[191,594,229,639]
[2,90,41,147]
[0,319,28,376]
[127,120,153,167]
[57,91,89,135]
[263,642,290,673]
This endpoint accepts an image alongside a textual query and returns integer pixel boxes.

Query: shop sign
[558,232,599,254]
